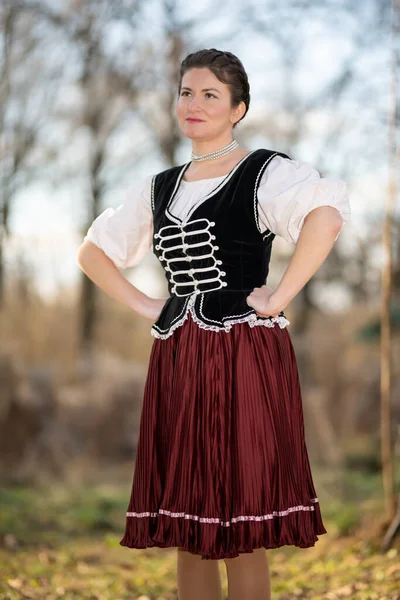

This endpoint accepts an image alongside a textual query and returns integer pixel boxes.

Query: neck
[191,136,235,158]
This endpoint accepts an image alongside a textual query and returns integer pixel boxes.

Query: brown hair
[178,48,250,128]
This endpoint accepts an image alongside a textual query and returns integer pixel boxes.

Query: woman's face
[176,67,244,140]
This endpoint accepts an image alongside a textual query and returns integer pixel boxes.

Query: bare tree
[381,0,399,550]
[0,1,63,307]
[19,0,147,363]
[46,0,218,362]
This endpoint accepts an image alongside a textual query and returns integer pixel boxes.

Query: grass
[0,469,399,600]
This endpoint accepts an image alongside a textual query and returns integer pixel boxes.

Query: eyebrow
[181,87,220,94]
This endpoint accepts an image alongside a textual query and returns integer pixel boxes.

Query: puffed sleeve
[257,156,351,245]
[84,174,154,269]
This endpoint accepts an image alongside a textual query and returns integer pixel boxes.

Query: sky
[4,2,395,306]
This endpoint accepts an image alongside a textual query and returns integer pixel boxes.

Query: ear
[231,101,246,125]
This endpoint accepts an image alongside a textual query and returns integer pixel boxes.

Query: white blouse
[84,155,351,270]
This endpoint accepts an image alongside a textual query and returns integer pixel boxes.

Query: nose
[187,95,200,109]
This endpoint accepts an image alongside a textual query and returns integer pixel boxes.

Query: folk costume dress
[84,148,351,560]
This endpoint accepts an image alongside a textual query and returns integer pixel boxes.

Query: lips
[186,118,204,122]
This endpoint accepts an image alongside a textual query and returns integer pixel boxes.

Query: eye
[180,91,216,98]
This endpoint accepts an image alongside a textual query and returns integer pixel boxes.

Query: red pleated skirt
[119,312,327,560]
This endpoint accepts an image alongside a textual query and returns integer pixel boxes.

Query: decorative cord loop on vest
[154,218,227,297]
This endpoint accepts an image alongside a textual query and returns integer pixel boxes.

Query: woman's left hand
[246,285,287,318]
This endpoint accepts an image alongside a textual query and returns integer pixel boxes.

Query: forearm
[76,240,151,317]
[272,206,343,307]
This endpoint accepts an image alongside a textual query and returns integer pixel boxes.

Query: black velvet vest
[150,148,291,339]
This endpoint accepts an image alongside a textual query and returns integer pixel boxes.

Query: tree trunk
[381,0,399,536]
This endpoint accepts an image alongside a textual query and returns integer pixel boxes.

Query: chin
[183,130,206,140]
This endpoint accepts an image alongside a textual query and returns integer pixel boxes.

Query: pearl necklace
[190,139,239,161]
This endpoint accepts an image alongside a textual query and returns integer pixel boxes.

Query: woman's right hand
[140,296,170,321]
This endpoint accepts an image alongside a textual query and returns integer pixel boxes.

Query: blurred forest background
[0,0,399,599]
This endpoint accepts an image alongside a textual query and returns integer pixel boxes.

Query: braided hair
[178,49,251,128]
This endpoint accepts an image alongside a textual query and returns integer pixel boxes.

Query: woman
[76,48,351,600]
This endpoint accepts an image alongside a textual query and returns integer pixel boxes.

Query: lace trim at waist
[151,293,290,340]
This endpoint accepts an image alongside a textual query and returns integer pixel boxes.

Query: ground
[0,469,399,600]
